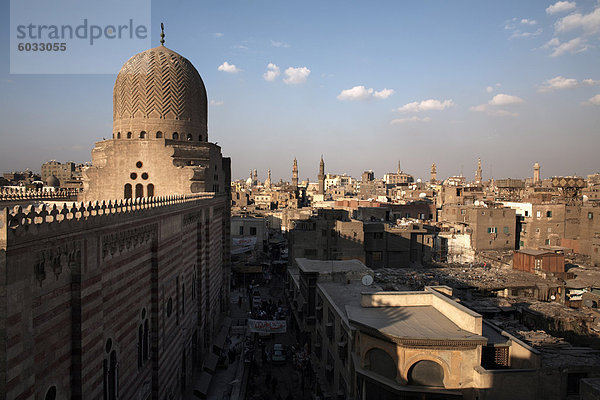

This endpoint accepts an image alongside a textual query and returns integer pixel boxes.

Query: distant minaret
[318,156,325,195]
[534,162,541,185]
[292,158,298,188]
[248,170,253,187]
[253,169,258,186]
[475,158,482,183]
[397,160,402,174]
[430,163,437,183]
[265,168,271,188]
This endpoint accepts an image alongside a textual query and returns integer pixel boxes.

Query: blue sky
[1,0,599,182]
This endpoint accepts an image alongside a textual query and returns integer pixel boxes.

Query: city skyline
[1,0,599,181]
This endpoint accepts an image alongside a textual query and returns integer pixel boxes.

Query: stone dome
[112,45,208,141]
[46,175,60,187]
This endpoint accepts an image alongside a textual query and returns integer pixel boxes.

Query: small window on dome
[156,131,163,138]
[117,132,121,139]
[127,132,132,139]
[187,134,193,141]
[173,132,179,140]
[140,131,146,139]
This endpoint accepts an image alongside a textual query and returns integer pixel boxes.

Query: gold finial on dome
[160,22,165,46]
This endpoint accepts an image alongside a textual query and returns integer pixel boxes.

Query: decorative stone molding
[34,240,82,285]
[102,223,157,260]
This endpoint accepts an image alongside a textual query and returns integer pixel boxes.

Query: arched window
[45,386,57,400]
[138,325,143,368]
[187,133,193,141]
[198,135,203,142]
[408,360,444,387]
[127,132,132,139]
[143,319,149,361]
[366,348,396,380]
[173,132,179,140]
[135,183,143,198]
[124,184,132,199]
[156,131,163,138]
[147,183,154,197]
[140,131,146,139]
[103,339,118,400]
[117,132,121,139]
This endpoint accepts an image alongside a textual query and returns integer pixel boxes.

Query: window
[545,239,550,245]
[141,173,148,180]
[147,184,154,197]
[503,226,509,234]
[124,184,132,199]
[136,161,143,168]
[460,209,466,215]
[167,297,173,317]
[487,227,497,234]
[135,183,143,198]
[140,131,146,138]
[156,131,163,138]
[198,135,203,141]
[103,339,118,400]
[45,386,57,400]
[117,132,121,139]
[187,133,193,141]
[567,373,587,395]
[127,132,132,139]
[250,227,257,235]
[374,232,384,239]
[536,211,541,218]
[589,212,594,220]
[373,251,383,261]
[525,211,529,217]
[546,211,552,218]
[239,226,244,235]
[173,132,179,140]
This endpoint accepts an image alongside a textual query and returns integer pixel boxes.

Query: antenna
[160,23,165,45]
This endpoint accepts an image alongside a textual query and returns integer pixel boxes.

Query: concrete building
[40,160,76,186]
[440,205,517,251]
[287,259,600,399]
[0,40,230,399]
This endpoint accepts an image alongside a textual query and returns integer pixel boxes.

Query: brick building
[0,41,230,399]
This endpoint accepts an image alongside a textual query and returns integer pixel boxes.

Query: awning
[193,371,213,398]
[203,353,219,374]
[212,328,228,354]
[233,265,263,273]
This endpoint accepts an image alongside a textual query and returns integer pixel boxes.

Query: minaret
[534,162,540,185]
[292,158,298,188]
[430,163,437,183]
[475,158,482,183]
[397,160,402,174]
[265,168,271,189]
[253,169,258,186]
[318,156,325,195]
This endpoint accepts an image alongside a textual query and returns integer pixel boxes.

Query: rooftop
[346,305,486,342]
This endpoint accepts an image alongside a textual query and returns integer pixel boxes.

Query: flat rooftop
[346,305,486,342]
[318,281,382,322]
[296,258,370,274]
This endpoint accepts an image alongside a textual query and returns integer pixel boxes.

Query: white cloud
[233,44,249,50]
[550,37,589,56]
[213,32,224,38]
[263,63,281,81]
[587,94,600,105]
[390,116,431,125]
[337,86,394,101]
[337,86,373,101]
[555,6,600,35]
[373,88,395,99]
[210,100,224,106]
[270,40,290,48]
[538,76,600,92]
[489,93,524,106]
[217,62,241,73]
[546,1,576,15]
[470,93,523,117]
[521,19,537,25]
[486,86,494,93]
[510,28,543,39]
[543,37,561,48]
[283,67,311,85]
[396,99,454,113]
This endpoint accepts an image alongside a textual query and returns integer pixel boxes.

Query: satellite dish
[362,275,373,286]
